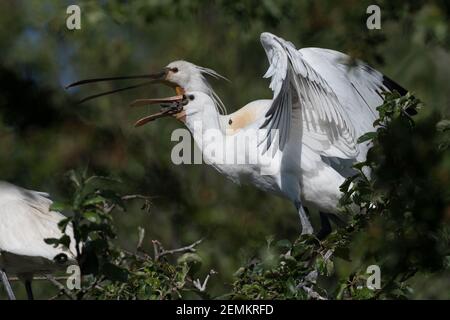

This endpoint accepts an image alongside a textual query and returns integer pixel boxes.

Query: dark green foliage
[34,86,450,301]
[230,92,450,299]
[89,251,207,300]
[1,0,450,299]
[46,171,128,282]
[339,92,450,295]
[44,170,210,299]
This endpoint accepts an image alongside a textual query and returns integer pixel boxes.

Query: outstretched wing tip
[259,34,359,156]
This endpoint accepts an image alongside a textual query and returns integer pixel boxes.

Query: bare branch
[296,270,327,300]
[137,227,145,251]
[105,194,154,214]
[301,286,327,300]
[49,291,65,300]
[153,238,204,261]
[8,276,69,282]
[152,240,160,260]
[45,274,76,300]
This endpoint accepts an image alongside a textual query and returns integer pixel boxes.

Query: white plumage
[0,181,77,299]
[137,32,406,236]
[67,32,407,238]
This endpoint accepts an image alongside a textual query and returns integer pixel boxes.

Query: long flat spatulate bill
[65,71,167,89]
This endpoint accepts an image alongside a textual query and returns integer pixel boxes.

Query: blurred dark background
[0,0,449,298]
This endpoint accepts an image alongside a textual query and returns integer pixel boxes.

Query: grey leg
[295,202,313,235]
[25,280,34,300]
[0,270,16,300]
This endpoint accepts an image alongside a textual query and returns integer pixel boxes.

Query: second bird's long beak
[130,95,186,127]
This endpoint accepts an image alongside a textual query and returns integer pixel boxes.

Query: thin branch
[301,286,327,300]
[8,276,69,282]
[297,270,328,300]
[153,238,204,261]
[45,274,76,300]
[49,291,65,300]
[137,227,145,251]
[121,194,154,201]
[104,194,154,214]
[152,241,159,260]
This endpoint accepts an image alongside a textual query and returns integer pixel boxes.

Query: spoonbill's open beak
[65,69,175,104]
[130,95,187,127]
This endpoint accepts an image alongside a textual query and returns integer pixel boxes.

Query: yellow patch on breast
[226,103,266,135]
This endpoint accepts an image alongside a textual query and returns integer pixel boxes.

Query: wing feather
[259,33,358,158]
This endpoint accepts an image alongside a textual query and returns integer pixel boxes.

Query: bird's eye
[188,95,195,101]
[172,67,179,73]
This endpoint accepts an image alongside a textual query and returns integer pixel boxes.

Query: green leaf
[357,132,377,144]
[339,174,358,192]
[177,252,202,264]
[83,211,100,223]
[102,263,129,282]
[59,234,72,249]
[50,202,70,212]
[436,119,450,132]
[44,238,60,247]
[44,234,72,251]
[99,189,126,211]
[85,175,122,185]
[177,253,202,267]
[325,259,334,276]
[83,195,106,206]
[57,217,71,230]
[286,277,297,295]
[276,239,292,250]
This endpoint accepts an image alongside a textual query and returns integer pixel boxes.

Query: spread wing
[259,32,358,159]
[299,47,408,141]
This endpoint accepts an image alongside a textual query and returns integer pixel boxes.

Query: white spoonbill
[0,181,77,300]
[67,32,407,237]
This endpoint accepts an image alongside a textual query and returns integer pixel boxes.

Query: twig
[137,227,145,251]
[302,286,327,300]
[8,276,69,282]
[297,270,328,300]
[104,194,154,214]
[153,238,204,261]
[49,291,65,300]
[45,274,76,300]
[121,194,154,202]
